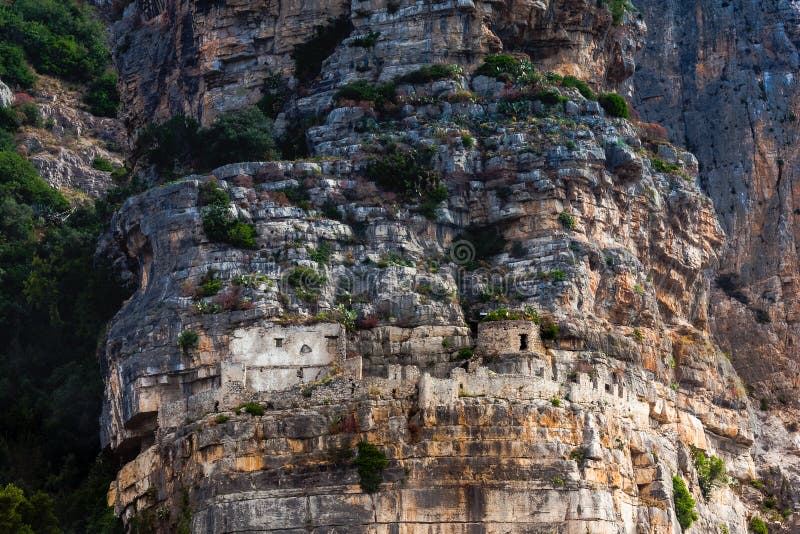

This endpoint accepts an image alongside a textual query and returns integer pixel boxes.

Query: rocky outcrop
[111,0,643,131]
[0,79,12,108]
[632,0,800,513]
[17,76,126,197]
[101,64,769,530]
[95,0,800,532]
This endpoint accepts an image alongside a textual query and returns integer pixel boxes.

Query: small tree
[177,330,199,354]
[599,93,630,119]
[672,475,698,531]
[354,441,388,493]
[199,107,278,169]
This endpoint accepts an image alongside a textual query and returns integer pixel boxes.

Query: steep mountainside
[94,0,800,532]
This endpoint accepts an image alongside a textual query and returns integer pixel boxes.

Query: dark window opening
[519,334,528,351]
[275,338,284,347]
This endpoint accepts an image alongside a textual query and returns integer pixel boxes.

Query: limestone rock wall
[99,66,769,530]
[111,0,643,131]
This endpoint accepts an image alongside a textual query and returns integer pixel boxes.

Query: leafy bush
[749,516,768,534]
[598,92,630,119]
[0,150,68,210]
[287,266,327,290]
[177,330,199,354]
[0,483,61,534]
[354,441,388,493]
[456,347,474,360]
[136,114,201,175]
[92,157,114,172]
[240,402,265,416]
[200,107,278,169]
[651,157,680,174]
[396,64,463,84]
[256,72,290,119]
[475,54,535,82]
[561,75,596,100]
[534,89,567,106]
[196,269,223,297]
[692,447,727,498]
[0,42,35,88]
[198,181,229,206]
[349,30,380,48]
[84,71,119,117]
[202,205,257,248]
[0,0,110,82]
[138,108,278,175]
[672,475,698,530]
[334,79,396,107]
[292,15,353,81]
[540,321,559,340]
[559,212,576,230]
[365,144,442,198]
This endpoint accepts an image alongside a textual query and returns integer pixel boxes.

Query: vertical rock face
[633,0,800,406]
[112,0,643,130]
[100,0,800,532]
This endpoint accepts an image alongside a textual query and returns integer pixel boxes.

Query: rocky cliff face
[99,0,798,532]
[112,0,642,130]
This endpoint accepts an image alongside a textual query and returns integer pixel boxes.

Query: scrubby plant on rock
[354,441,388,493]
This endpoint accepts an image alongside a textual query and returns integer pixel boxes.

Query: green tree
[199,107,277,169]
[672,475,698,530]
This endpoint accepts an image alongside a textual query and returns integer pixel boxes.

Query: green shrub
[569,447,586,465]
[310,242,333,264]
[561,75,596,100]
[749,516,768,534]
[365,144,442,198]
[651,157,680,174]
[607,0,634,25]
[540,321,559,340]
[334,79,396,107]
[550,397,561,407]
[199,107,278,169]
[198,181,229,206]
[0,43,35,88]
[256,72,290,119]
[0,150,68,210]
[483,308,521,321]
[196,269,223,297]
[0,483,60,534]
[534,89,567,106]
[598,92,630,119]
[396,64,463,84]
[475,54,535,82]
[559,212,576,230]
[287,266,327,290]
[292,15,353,81]
[136,114,201,175]
[0,0,110,81]
[92,157,114,172]
[456,347,474,360]
[84,71,119,117]
[672,475,698,530]
[17,102,41,127]
[214,414,229,424]
[240,402,265,416]
[201,205,257,248]
[692,447,727,498]
[354,441,388,493]
[177,330,199,354]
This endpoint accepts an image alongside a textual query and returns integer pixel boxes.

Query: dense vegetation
[353,441,388,493]
[0,0,119,116]
[672,475,698,530]
[0,1,130,531]
[137,107,278,178]
[0,147,132,532]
